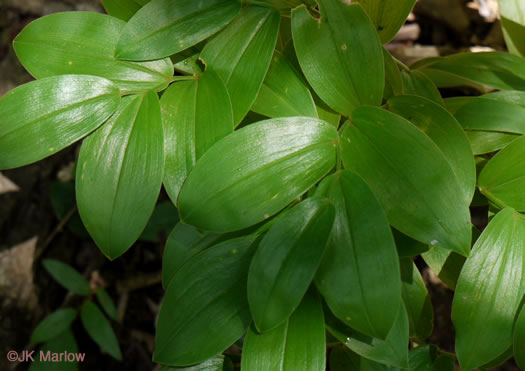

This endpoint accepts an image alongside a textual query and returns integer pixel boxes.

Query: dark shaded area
[0,0,521,370]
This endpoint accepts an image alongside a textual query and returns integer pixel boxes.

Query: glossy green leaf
[452,208,525,370]
[241,290,325,371]
[341,106,471,256]
[200,6,280,126]
[314,93,341,128]
[77,92,164,260]
[178,117,338,232]
[80,301,122,360]
[356,0,417,43]
[248,198,334,331]
[264,0,305,9]
[102,0,142,21]
[42,259,90,296]
[31,308,77,344]
[0,75,120,170]
[399,258,433,340]
[388,95,475,203]
[96,288,119,321]
[116,0,241,60]
[455,98,525,134]
[515,304,525,369]
[325,303,409,369]
[139,201,179,242]
[162,355,225,370]
[29,329,79,371]
[499,0,525,56]
[413,52,525,90]
[480,346,514,369]
[291,1,384,116]
[383,48,403,100]
[465,130,520,155]
[408,345,455,371]
[162,223,221,288]
[172,47,203,75]
[154,236,256,366]
[252,51,317,118]
[315,171,401,339]
[415,67,486,92]
[484,89,525,107]
[478,135,525,211]
[161,72,233,201]
[14,12,173,94]
[400,70,443,105]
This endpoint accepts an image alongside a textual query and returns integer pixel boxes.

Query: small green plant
[30,259,120,370]
[2,0,525,369]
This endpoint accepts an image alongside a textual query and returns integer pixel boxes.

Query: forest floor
[0,0,519,370]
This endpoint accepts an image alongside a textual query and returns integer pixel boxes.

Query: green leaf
[325,302,409,369]
[76,92,164,260]
[13,12,173,94]
[139,201,179,242]
[315,171,401,339]
[116,0,241,60]
[96,288,119,321]
[480,346,514,369]
[42,259,90,296]
[315,97,341,128]
[292,2,384,116]
[264,0,305,10]
[162,355,225,370]
[515,304,525,369]
[499,0,525,56]
[154,236,256,366]
[29,329,79,371]
[465,131,520,155]
[248,198,334,332]
[408,345,455,371]
[0,75,120,170]
[102,0,150,21]
[383,48,403,100]
[200,6,280,126]
[388,95,475,203]
[172,46,203,75]
[161,72,233,201]
[178,117,338,232]
[80,301,122,360]
[162,223,221,288]
[478,135,525,211]
[252,51,317,118]
[484,89,525,107]
[31,308,77,344]
[341,106,472,256]
[413,52,525,90]
[400,70,444,105]
[355,0,417,43]
[454,98,525,134]
[452,208,525,370]
[241,289,325,371]
[399,258,433,340]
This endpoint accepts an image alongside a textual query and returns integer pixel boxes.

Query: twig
[34,206,77,261]
[116,271,162,293]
